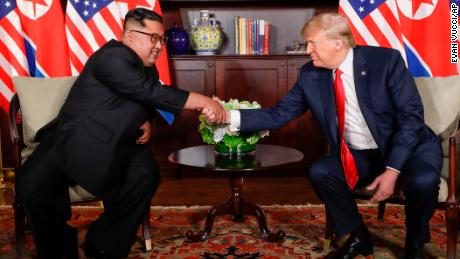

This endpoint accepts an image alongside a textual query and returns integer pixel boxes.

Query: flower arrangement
[198,99,269,154]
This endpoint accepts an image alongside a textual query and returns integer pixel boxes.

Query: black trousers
[308,143,442,244]
[16,138,159,258]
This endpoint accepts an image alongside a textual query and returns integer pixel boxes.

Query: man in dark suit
[16,8,226,259]
[210,13,441,259]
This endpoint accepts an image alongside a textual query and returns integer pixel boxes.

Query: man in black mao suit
[213,13,441,259]
[16,8,226,259]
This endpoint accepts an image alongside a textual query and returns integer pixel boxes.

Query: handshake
[200,96,229,124]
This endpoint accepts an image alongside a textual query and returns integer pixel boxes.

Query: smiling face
[122,19,164,67]
[304,30,346,70]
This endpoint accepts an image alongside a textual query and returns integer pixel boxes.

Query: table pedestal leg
[186,175,285,242]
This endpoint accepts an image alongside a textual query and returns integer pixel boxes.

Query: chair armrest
[447,129,460,204]
[8,94,23,172]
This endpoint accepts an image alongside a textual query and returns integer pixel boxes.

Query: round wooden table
[168,144,304,242]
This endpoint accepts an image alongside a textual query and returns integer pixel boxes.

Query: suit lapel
[318,69,338,149]
[353,47,380,146]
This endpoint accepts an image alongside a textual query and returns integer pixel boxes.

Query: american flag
[0,0,29,111]
[339,0,458,77]
[66,0,122,75]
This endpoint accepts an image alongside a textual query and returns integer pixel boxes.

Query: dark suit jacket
[240,45,440,172]
[36,40,189,199]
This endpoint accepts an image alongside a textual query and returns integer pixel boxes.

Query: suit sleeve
[240,76,309,132]
[385,50,425,171]
[92,47,189,114]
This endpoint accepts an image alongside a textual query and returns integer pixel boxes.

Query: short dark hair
[123,8,163,31]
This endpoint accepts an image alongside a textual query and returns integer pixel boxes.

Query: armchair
[9,76,152,257]
[323,75,460,259]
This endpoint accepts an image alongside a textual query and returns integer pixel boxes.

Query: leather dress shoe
[83,242,123,259]
[325,233,373,259]
[404,242,426,259]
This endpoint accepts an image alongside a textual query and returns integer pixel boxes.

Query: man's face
[124,20,165,67]
[305,30,340,69]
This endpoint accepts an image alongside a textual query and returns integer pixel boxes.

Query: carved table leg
[187,174,284,243]
[240,197,285,242]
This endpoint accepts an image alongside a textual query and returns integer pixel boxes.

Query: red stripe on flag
[378,3,404,47]
[361,15,392,48]
[0,67,14,92]
[66,15,94,58]
[338,6,367,46]
[0,90,11,112]
[69,50,85,73]
[86,19,107,47]
[0,19,27,57]
[0,41,28,76]
[99,8,122,40]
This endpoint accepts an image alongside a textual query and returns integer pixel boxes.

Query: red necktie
[334,69,359,190]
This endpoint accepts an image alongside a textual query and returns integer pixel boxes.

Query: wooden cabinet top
[169,54,310,60]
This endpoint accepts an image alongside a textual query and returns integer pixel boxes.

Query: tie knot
[335,68,343,78]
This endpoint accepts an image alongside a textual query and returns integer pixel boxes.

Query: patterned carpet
[0,204,454,258]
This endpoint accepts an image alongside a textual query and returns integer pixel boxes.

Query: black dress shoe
[404,242,426,259]
[325,226,373,259]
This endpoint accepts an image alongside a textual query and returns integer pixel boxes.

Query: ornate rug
[0,204,454,258]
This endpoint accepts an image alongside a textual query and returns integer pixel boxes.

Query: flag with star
[0,0,29,111]
[65,0,123,74]
[339,0,458,77]
[17,0,70,77]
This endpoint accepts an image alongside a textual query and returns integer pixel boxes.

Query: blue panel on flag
[69,0,113,22]
[0,0,16,19]
[156,109,175,125]
[404,44,430,77]
[349,0,387,19]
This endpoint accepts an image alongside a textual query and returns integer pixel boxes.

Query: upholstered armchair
[324,75,460,259]
[9,76,152,257]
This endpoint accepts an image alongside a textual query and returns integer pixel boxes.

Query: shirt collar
[337,48,353,76]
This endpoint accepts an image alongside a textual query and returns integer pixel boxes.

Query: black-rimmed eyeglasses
[130,30,168,45]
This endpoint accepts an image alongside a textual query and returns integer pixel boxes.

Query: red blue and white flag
[339,0,458,77]
[65,0,122,75]
[0,0,29,111]
[17,0,70,77]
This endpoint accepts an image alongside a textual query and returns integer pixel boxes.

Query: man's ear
[335,39,344,51]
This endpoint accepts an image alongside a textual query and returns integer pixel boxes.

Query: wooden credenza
[151,55,328,170]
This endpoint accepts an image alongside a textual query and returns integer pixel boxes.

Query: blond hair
[301,13,356,48]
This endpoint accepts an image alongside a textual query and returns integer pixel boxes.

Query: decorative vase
[214,142,256,157]
[190,10,223,55]
[166,24,190,55]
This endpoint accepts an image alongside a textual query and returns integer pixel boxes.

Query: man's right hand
[202,100,227,123]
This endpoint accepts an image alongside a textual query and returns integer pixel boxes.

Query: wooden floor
[0,173,322,206]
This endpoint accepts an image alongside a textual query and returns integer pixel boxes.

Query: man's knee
[309,159,334,184]
[405,170,440,195]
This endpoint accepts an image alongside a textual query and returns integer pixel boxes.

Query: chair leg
[142,207,152,252]
[13,200,26,258]
[445,203,458,259]
[324,207,335,252]
[377,201,386,221]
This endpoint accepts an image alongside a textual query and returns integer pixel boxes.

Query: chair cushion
[12,76,96,201]
[13,76,77,161]
[415,76,460,159]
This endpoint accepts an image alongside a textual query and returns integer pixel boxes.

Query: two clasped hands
[200,96,230,124]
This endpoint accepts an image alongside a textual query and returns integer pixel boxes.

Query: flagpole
[0,118,5,190]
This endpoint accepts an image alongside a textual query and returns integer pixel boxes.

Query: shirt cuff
[229,110,241,132]
[385,166,401,174]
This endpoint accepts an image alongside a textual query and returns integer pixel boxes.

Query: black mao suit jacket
[35,40,189,199]
[240,45,441,172]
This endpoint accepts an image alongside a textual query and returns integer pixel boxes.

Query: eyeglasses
[130,30,168,45]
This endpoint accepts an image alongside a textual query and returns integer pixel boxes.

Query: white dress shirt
[337,49,378,150]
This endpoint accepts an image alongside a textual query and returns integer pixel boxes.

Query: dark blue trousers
[308,142,442,244]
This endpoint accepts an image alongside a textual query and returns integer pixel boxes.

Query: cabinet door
[286,57,327,164]
[215,58,288,145]
[152,59,216,166]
